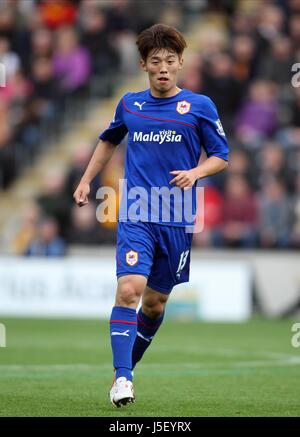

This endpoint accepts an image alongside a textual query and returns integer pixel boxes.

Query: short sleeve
[99,96,128,145]
[197,96,229,161]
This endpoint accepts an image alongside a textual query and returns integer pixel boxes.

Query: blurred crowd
[186,0,300,250]
[2,0,300,254]
[0,0,168,189]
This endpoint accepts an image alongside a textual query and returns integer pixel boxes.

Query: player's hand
[73,181,90,207]
[169,169,197,189]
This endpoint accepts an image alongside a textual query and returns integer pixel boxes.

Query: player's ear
[178,55,184,70]
[140,58,148,72]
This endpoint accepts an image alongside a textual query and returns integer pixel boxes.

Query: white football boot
[109,376,135,407]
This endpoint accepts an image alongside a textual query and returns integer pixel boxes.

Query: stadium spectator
[0,100,11,148]
[276,87,300,149]
[258,177,293,248]
[98,146,124,233]
[13,202,42,255]
[255,141,292,191]
[0,5,15,41]
[254,4,285,61]
[229,9,256,38]
[0,36,21,79]
[0,100,14,188]
[226,148,256,189]
[257,36,295,86]
[212,175,258,248]
[64,146,95,201]
[24,216,66,257]
[105,0,138,34]
[234,80,279,146]
[30,56,59,122]
[289,13,300,50]
[231,34,256,87]
[80,7,120,76]
[53,25,91,95]
[202,52,243,133]
[180,53,203,93]
[67,201,115,245]
[36,171,71,238]
[193,184,224,248]
[31,27,53,60]
[38,0,78,30]
[290,173,300,248]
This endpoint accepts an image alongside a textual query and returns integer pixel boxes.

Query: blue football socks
[110,306,137,381]
[132,308,164,369]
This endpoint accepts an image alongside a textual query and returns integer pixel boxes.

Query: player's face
[140,49,184,97]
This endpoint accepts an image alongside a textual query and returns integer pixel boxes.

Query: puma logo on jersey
[134,101,146,111]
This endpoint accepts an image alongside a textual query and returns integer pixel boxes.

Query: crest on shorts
[176,100,191,115]
[126,250,138,266]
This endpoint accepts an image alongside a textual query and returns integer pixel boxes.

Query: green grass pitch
[0,317,300,417]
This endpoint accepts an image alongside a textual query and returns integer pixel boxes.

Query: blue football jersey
[99,88,229,227]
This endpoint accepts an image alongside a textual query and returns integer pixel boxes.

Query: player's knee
[116,279,142,307]
[143,300,165,319]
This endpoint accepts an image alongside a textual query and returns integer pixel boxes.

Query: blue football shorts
[116,221,193,294]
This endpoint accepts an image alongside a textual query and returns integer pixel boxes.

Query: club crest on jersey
[176,100,191,115]
[126,250,138,266]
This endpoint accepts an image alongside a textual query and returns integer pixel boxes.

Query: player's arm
[170,156,228,189]
[73,139,116,206]
[74,95,128,206]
